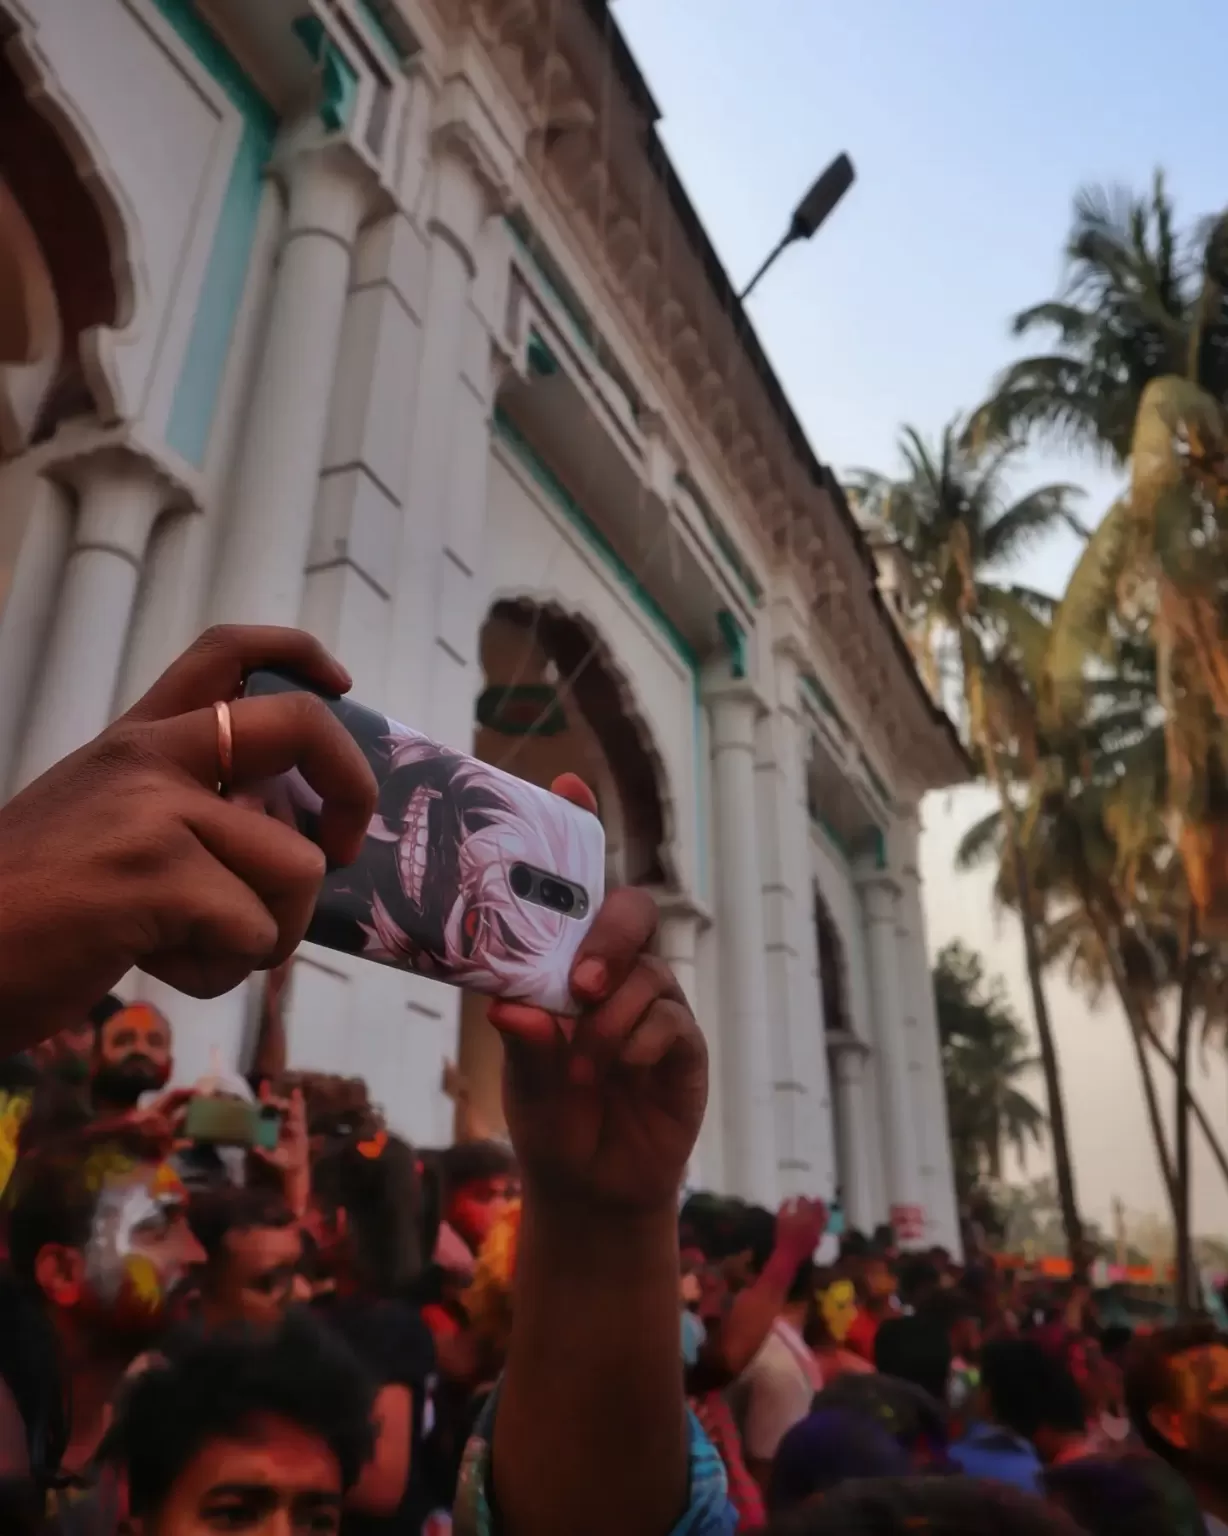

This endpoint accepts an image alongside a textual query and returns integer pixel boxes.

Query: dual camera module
[509,862,589,919]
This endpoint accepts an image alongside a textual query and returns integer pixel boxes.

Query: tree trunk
[1174,910,1200,1316]
[1085,905,1177,1213]
[1008,825,1085,1273]
[1149,1037,1228,1191]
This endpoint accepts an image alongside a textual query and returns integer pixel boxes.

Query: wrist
[518,1190,680,1290]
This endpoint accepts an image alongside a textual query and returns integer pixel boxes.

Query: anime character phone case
[243,669,606,1015]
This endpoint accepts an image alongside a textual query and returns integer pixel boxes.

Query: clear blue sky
[615,0,1228,1233]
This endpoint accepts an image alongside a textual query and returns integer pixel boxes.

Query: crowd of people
[0,625,1227,1536]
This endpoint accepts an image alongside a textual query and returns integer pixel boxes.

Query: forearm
[492,1197,689,1536]
[719,1247,798,1377]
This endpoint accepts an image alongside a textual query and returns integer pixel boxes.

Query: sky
[613,0,1228,1235]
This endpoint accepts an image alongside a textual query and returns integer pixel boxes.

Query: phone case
[244,670,606,1015]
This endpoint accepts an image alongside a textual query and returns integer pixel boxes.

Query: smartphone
[243,669,606,1016]
[184,1096,281,1149]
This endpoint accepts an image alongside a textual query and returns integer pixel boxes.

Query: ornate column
[827,1031,875,1232]
[209,138,375,627]
[14,445,189,788]
[855,860,925,1242]
[657,891,714,1189]
[758,620,837,1200]
[898,809,962,1251]
[0,469,72,797]
[382,90,513,748]
[706,672,777,1205]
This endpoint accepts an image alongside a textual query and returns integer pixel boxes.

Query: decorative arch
[815,883,853,1037]
[477,594,677,888]
[0,9,143,448]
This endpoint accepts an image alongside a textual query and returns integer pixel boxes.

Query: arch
[478,594,677,888]
[815,882,853,1037]
[0,9,143,444]
[0,177,61,453]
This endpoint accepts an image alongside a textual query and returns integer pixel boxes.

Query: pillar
[828,1033,875,1232]
[382,113,509,747]
[209,140,373,627]
[899,810,962,1252]
[706,675,777,1205]
[14,448,181,788]
[758,636,836,1199]
[0,470,72,797]
[856,864,925,1244]
[657,892,712,1190]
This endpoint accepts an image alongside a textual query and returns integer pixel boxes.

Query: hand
[0,626,376,1053]
[774,1196,828,1268]
[92,1087,196,1154]
[488,774,707,1218]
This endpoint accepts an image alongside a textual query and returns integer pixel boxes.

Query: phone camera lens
[509,864,533,899]
[540,878,575,914]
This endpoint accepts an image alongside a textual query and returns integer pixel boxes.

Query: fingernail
[573,958,607,997]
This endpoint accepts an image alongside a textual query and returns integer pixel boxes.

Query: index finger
[123,626,352,724]
[151,690,376,868]
[568,886,659,1006]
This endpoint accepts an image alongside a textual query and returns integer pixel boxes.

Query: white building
[0,0,967,1247]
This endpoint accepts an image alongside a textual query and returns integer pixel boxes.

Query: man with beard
[89,1000,173,1119]
[0,1119,205,1530]
[1125,1321,1228,1533]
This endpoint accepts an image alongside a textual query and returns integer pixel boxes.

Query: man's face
[93,1005,172,1109]
[448,1173,518,1252]
[1156,1343,1228,1470]
[208,1224,303,1329]
[136,1415,343,1536]
[77,1155,204,1337]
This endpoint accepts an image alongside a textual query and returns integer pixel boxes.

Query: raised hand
[488,775,707,1216]
[0,626,376,1055]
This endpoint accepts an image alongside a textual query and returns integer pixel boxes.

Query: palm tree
[971,174,1228,463]
[935,941,1047,1199]
[849,423,1089,1266]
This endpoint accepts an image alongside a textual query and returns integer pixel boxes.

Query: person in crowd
[896,1254,942,1314]
[421,1140,519,1349]
[761,1474,1089,1536]
[0,1119,206,1523]
[89,1002,174,1120]
[812,1371,953,1472]
[727,1204,826,1492]
[873,1314,952,1407]
[844,1254,897,1362]
[1124,1320,1228,1534]
[766,1408,910,1517]
[309,1129,437,1534]
[951,1336,1091,1492]
[922,1287,983,1421]
[1045,1451,1206,1536]
[190,1185,303,1330]
[95,1311,376,1536]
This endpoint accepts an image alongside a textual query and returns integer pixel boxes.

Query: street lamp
[737,152,856,302]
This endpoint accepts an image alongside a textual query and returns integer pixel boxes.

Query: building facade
[0,0,967,1246]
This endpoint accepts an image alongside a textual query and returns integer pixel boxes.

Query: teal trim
[493,407,709,902]
[677,473,764,608]
[859,752,894,811]
[355,0,407,64]
[815,815,850,858]
[293,17,359,132]
[716,609,747,680]
[800,671,849,736]
[156,0,277,468]
[527,330,559,379]
[494,410,695,670]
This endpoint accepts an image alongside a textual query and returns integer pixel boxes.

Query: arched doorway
[452,598,671,1140]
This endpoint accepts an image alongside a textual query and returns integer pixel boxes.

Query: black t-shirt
[315,1296,437,1536]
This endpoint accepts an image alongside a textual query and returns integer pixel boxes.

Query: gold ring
[214,699,234,794]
